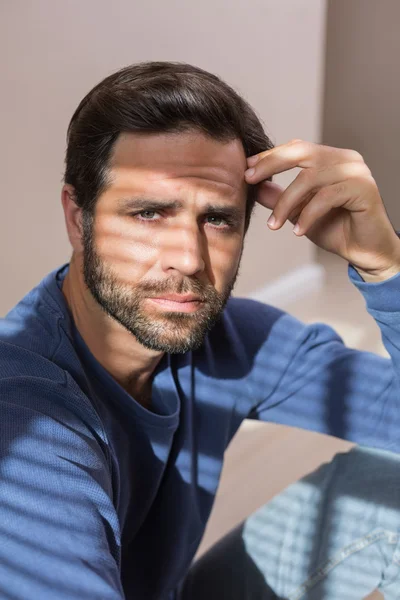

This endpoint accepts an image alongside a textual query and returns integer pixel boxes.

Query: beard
[81,213,241,354]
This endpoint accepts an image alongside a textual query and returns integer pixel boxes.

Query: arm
[0,378,124,599]
[247,264,400,454]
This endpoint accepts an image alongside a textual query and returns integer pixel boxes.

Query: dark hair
[64,61,274,233]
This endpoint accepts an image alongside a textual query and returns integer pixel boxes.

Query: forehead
[107,130,247,198]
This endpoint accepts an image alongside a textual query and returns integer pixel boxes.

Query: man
[1,61,399,599]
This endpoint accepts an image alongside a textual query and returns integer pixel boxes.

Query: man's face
[81,130,248,354]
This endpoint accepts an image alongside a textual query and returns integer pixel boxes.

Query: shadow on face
[80,130,249,353]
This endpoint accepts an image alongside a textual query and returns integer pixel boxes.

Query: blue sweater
[0,262,399,599]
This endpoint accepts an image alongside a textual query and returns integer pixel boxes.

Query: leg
[178,446,400,600]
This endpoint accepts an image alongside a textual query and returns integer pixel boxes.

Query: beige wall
[322,0,400,229]
[0,0,327,315]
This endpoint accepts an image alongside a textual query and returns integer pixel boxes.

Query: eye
[135,210,159,221]
[205,215,231,228]
[130,210,236,229]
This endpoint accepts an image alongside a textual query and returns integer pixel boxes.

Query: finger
[290,179,354,237]
[245,139,364,184]
[254,181,285,211]
[247,138,302,166]
[295,175,381,237]
[268,161,370,230]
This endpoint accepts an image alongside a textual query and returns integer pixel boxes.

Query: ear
[61,184,84,253]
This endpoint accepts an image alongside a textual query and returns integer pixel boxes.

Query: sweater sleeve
[0,377,124,599]
[247,265,400,454]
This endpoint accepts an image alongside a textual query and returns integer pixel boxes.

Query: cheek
[208,236,243,281]
[95,219,158,279]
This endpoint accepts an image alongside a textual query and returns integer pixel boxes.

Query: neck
[129,380,154,409]
[62,256,164,402]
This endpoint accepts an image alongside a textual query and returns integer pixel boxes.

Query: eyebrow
[116,197,244,222]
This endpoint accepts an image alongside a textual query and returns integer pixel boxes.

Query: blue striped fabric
[0,260,399,598]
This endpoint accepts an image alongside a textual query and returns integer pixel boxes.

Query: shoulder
[197,296,345,377]
[0,279,64,370]
[206,296,307,354]
[0,263,73,367]
[192,297,308,381]
[0,264,75,383]
[0,372,111,471]
[0,311,108,455]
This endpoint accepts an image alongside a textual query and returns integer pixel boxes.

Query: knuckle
[355,174,376,189]
[349,161,369,173]
[347,149,364,162]
[360,163,372,176]
[366,174,377,186]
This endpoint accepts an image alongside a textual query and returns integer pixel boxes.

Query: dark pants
[178,447,400,599]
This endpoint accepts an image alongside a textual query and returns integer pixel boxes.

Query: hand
[245,139,400,282]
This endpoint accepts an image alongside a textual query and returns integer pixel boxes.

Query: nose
[160,225,206,277]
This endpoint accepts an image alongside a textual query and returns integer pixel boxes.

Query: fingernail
[245,167,255,177]
[267,214,276,228]
[247,155,259,166]
[293,223,301,235]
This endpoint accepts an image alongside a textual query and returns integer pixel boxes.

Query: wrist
[354,264,400,283]
[354,230,400,282]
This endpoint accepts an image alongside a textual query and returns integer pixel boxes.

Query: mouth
[148,296,204,313]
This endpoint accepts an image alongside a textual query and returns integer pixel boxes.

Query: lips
[148,293,205,314]
[150,294,203,303]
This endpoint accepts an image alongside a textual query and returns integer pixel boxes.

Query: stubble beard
[81,212,241,354]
